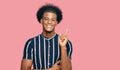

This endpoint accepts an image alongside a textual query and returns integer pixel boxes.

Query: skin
[21,11,72,70]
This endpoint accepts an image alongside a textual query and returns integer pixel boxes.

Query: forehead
[43,11,57,18]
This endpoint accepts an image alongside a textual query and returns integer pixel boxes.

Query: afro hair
[36,4,63,23]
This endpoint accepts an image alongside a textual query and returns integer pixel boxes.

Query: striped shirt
[23,33,72,69]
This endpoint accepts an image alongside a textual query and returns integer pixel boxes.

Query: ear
[40,19,42,24]
[55,21,58,26]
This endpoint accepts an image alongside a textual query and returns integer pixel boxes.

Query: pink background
[0,0,120,70]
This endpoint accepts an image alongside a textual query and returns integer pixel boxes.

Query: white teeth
[47,25,52,27]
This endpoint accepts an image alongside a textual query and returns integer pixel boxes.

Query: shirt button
[48,63,50,66]
[49,45,50,47]
[48,41,50,45]
[48,54,50,56]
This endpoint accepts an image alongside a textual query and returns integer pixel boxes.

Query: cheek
[53,22,57,26]
[43,21,48,24]
[54,23,57,26]
[42,21,47,26]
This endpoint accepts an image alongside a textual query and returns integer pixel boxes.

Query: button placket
[48,40,51,67]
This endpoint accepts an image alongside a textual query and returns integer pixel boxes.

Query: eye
[52,19,56,22]
[44,18,49,21]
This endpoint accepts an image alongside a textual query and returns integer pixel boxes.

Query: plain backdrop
[0,0,120,70]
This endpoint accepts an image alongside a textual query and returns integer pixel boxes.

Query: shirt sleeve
[23,38,34,60]
[66,40,73,59]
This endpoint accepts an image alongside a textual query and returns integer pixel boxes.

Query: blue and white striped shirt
[23,33,72,69]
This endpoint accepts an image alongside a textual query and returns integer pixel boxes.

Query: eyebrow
[43,17,56,19]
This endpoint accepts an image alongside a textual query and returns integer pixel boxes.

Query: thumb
[58,36,61,43]
[55,60,60,65]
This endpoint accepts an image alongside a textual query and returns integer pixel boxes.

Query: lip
[47,25,52,27]
[46,24,52,28]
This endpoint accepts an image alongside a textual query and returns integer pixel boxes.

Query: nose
[48,19,52,24]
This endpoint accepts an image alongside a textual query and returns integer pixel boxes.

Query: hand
[58,33,68,49]
[50,61,61,70]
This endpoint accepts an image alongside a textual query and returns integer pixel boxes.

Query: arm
[21,59,61,70]
[61,47,72,70]
[21,59,33,70]
[21,59,49,70]
[59,34,72,70]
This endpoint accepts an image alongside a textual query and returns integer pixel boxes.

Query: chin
[43,27,55,33]
[45,30,53,33]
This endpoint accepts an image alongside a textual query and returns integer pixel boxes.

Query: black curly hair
[36,4,63,23]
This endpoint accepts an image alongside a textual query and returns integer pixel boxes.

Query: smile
[46,24,53,28]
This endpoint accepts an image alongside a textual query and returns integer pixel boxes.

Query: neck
[42,31,56,38]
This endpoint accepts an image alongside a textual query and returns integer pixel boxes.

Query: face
[41,12,58,33]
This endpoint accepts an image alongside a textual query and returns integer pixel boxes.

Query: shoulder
[26,34,40,43]
[25,35,40,47]
[66,40,73,50]
[67,40,72,46]
[25,37,34,44]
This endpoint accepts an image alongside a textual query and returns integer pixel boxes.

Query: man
[21,4,72,70]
